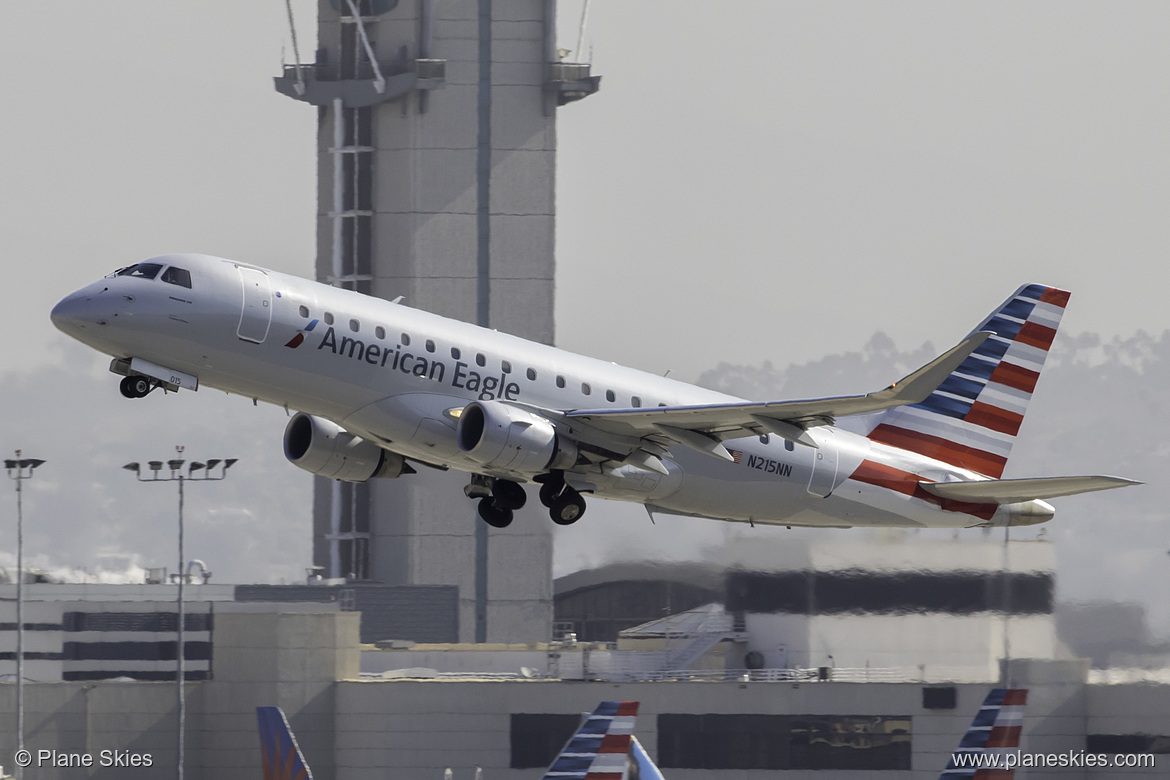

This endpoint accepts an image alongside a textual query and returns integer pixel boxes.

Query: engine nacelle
[283,412,410,482]
[456,400,577,474]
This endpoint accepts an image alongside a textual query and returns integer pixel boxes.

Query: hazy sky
[1,3,1166,634]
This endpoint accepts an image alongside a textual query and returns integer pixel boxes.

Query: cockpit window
[115,263,163,280]
[161,266,192,288]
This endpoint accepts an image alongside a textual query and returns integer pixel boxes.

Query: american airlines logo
[284,319,319,348]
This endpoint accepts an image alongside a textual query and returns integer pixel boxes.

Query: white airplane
[51,254,1136,529]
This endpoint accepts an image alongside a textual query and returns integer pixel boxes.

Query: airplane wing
[564,332,990,463]
[920,475,1140,504]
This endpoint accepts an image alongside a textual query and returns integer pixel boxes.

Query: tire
[120,376,151,398]
[550,492,586,525]
[477,497,514,528]
[538,481,561,508]
[492,480,527,511]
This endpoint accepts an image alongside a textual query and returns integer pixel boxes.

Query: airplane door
[237,266,272,343]
[807,428,839,498]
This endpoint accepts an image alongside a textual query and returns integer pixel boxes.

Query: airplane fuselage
[51,254,1053,530]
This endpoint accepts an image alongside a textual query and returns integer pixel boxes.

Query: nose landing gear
[119,375,154,398]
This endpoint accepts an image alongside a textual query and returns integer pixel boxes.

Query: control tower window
[160,266,192,288]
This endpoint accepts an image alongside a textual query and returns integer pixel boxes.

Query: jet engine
[283,412,412,482]
[456,400,577,474]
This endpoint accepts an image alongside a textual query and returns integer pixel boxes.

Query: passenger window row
[298,306,654,408]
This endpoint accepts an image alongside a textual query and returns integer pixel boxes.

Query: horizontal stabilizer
[920,475,1140,504]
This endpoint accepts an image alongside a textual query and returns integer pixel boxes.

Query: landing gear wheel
[120,375,152,398]
[538,481,562,508]
[477,497,514,528]
[549,491,586,525]
[492,480,527,511]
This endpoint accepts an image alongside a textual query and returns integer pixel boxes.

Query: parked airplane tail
[939,688,1027,779]
[543,701,640,779]
[868,285,1069,477]
[257,706,313,780]
[629,736,666,780]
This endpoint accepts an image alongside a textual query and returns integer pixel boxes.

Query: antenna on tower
[575,0,592,63]
[284,0,306,96]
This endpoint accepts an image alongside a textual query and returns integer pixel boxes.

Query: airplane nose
[50,290,100,335]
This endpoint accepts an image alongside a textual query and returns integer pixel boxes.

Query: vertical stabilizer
[869,285,1069,477]
[257,706,313,780]
[940,688,1028,779]
[629,736,666,780]
[543,701,640,779]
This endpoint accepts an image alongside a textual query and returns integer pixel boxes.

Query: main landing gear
[536,471,587,526]
[466,471,588,528]
[119,375,155,399]
[467,476,527,529]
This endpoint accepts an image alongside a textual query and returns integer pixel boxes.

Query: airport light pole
[124,450,236,780]
[6,452,45,780]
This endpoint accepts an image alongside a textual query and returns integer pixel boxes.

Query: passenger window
[426,339,436,353]
[324,312,334,325]
[581,383,591,395]
[349,319,360,332]
[502,360,511,374]
[117,263,163,280]
[785,440,795,452]
[556,376,565,389]
[476,353,486,367]
[299,305,310,318]
[161,266,192,288]
[759,434,770,444]
[606,389,615,402]
[401,333,411,346]
[451,347,461,359]
[527,368,537,381]
[375,326,386,339]
[632,396,642,408]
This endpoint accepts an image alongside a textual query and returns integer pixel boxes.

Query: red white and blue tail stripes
[869,285,1069,477]
[542,701,639,780]
[940,688,1028,779]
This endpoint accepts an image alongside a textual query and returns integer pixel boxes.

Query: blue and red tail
[257,706,313,780]
[542,701,640,779]
[869,285,1069,477]
[940,688,1028,779]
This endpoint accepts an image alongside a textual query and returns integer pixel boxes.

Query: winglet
[872,331,991,408]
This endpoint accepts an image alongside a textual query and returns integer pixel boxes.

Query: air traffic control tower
[275,0,598,642]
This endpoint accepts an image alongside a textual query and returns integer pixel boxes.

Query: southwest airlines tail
[940,688,1028,779]
[868,284,1069,478]
[543,701,641,779]
[257,706,313,780]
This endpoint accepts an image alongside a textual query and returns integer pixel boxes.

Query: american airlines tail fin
[940,688,1027,779]
[869,285,1069,477]
[543,701,640,779]
[257,706,313,780]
